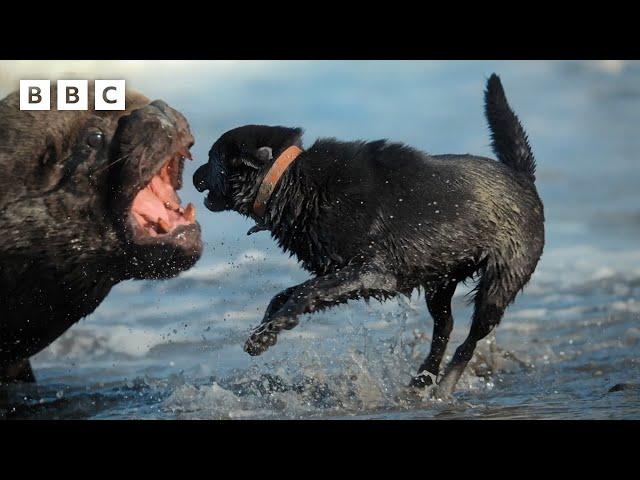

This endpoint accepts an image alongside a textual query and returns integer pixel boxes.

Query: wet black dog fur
[194,74,545,396]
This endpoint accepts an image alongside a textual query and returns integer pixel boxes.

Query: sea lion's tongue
[131,185,172,226]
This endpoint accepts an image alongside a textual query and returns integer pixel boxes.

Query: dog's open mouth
[129,152,197,238]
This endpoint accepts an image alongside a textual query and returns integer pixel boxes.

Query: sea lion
[0,85,202,382]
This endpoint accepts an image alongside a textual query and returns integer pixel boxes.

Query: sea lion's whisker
[93,153,131,174]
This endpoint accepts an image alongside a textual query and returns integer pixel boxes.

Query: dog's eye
[87,132,104,148]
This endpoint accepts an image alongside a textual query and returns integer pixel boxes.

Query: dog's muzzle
[193,163,229,212]
[193,163,212,193]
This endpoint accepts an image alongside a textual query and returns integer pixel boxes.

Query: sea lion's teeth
[157,217,171,233]
[184,203,195,222]
[165,200,180,211]
[138,211,156,225]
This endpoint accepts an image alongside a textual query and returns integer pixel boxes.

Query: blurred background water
[1,60,639,419]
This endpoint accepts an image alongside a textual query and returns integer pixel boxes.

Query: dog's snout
[193,164,210,192]
[194,160,230,213]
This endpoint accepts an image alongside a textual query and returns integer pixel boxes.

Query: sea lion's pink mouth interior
[130,153,196,237]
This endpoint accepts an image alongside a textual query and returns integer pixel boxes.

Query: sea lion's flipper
[0,359,36,384]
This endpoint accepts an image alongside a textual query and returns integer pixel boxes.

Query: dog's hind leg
[410,281,458,388]
[435,257,533,398]
[244,265,399,356]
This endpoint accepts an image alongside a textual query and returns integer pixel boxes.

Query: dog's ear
[240,147,272,170]
[258,126,304,162]
[256,146,273,163]
[226,125,304,170]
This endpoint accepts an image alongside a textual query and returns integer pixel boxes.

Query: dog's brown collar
[253,145,303,217]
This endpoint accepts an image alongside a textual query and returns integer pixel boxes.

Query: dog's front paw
[244,324,278,356]
[409,371,437,389]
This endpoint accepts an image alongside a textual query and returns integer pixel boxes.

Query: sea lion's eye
[87,132,104,148]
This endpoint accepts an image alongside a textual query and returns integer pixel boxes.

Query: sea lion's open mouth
[109,99,202,278]
[129,151,196,238]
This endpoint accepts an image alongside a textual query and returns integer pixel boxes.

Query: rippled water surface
[1,60,639,419]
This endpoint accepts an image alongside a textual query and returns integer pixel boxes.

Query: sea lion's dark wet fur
[195,74,544,396]
[0,86,202,383]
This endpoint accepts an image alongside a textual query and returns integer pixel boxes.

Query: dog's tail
[484,73,536,182]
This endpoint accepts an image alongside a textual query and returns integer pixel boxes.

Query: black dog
[194,74,544,396]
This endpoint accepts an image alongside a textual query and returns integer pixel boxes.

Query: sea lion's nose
[149,100,170,112]
[193,164,209,192]
[148,100,188,129]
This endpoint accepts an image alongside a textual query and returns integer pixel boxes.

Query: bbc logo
[20,80,126,111]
